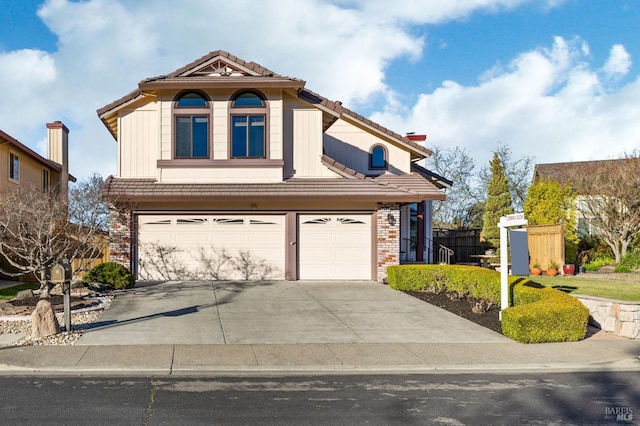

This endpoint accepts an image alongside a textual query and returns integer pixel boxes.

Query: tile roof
[534,158,640,190]
[298,89,432,159]
[411,163,453,189]
[104,173,445,203]
[96,51,433,161]
[167,50,285,78]
[0,129,63,172]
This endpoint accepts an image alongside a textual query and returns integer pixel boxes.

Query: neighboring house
[533,158,637,238]
[98,50,448,281]
[0,122,72,201]
[0,122,74,278]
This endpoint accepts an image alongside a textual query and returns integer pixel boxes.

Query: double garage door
[137,214,372,281]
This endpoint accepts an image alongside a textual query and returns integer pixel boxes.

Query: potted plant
[562,263,575,276]
[530,262,542,276]
[547,261,560,276]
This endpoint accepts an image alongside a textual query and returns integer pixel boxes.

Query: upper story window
[42,169,50,193]
[9,152,19,181]
[174,91,210,159]
[369,145,387,170]
[230,91,267,158]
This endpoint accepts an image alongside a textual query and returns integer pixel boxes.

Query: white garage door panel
[138,215,285,280]
[298,214,372,280]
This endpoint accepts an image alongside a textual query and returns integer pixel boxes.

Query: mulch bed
[405,290,503,334]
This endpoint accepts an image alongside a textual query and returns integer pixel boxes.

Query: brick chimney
[46,121,70,194]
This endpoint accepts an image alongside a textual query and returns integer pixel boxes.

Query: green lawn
[0,282,40,300]
[529,274,640,302]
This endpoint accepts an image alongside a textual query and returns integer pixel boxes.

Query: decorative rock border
[575,295,640,339]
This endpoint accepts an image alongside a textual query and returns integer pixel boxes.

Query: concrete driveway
[77,281,508,346]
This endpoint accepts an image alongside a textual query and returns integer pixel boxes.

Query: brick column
[109,203,133,271]
[376,203,400,282]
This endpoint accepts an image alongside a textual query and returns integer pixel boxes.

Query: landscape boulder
[31,299,60,338]
[14,289,34,301]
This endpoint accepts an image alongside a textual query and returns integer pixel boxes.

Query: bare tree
[427,144,533,229]
[426,145,483,229]
[566,153,640,263]
[0,176,108,296]
[67,173,110,274]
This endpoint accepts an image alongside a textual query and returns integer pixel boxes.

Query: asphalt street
[0,372,636,425]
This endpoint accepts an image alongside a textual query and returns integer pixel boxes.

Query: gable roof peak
[167,50,282,78]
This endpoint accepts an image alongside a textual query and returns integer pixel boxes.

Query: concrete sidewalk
[0,340,638,376]
[0,280,638,375]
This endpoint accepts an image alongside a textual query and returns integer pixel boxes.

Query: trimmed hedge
[82,262,135,290]
[503,281,589,343]
[387,264,504,306]
[387,264,589,343]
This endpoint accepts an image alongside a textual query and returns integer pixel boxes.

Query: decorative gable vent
[191,59,247,77]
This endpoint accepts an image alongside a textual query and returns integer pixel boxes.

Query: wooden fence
[527,224,564,270]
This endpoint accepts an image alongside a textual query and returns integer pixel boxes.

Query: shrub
[387,264,502,305]
[502,281,589,343]
[615,250,640,273]
[83,262,135,289]
[583,257,616,271]
[387,264,589,343]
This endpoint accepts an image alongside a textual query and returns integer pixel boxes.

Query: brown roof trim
[411,163,453,189]
[103,176,443,203]
[139,76,305,90]
[298,89,432,159]
[96,88,144,117]
[320,154,366,179]
[0,129,63,172]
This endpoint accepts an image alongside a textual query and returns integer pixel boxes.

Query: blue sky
[0,0,638,181]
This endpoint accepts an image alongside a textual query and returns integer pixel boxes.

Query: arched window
[173,91,210,158]
[230,90,267,158]
[370,145,387,170]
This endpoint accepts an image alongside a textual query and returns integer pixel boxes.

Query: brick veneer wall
[108,203,133,271]
[377,203,400,282]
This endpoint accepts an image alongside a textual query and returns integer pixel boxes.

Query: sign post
[498,213,528,320]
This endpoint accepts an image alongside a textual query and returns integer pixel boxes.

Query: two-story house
[98,51,447,281]
[0,122,74,278]
[1,122,72,198]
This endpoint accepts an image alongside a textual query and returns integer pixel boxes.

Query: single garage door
[138,214,285,280]
[298,214,372,280]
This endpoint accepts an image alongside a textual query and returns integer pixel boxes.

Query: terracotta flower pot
[530,267,542,276]
[546,268,558,276]
[562,264,575,276]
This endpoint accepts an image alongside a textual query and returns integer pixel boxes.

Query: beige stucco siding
[291,109,338,178]
[0,145,53,192]
[118,103,159,178]
[325,119,411,174]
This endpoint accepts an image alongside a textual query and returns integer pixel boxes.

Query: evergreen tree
[524,178,578,262]
[481,152,514,248]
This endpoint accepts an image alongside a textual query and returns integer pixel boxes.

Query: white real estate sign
[498,213,528,320]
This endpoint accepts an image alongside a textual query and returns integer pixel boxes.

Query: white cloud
[371,36,640,171]
[602,44,631,78]
[0,0,631,183]
[0,49,57,129]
